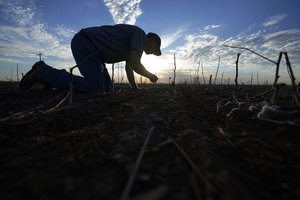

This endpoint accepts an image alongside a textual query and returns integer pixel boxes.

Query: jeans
[38,32,112,93]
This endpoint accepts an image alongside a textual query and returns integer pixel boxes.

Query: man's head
[145,32,161,56]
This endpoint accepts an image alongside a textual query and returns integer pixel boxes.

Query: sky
[0,0,300,84]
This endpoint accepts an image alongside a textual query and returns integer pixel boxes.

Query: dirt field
[0,82,299,200]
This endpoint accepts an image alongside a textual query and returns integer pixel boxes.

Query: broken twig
[120,126,154,200]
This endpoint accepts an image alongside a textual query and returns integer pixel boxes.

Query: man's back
[81,24,146,63]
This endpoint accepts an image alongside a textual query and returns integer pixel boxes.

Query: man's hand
[149,74,158,82]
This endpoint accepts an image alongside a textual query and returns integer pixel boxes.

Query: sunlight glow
[141,53,172,74]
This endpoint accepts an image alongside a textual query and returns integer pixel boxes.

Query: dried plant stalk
[273,52,283,86]
[213,56,220,85]
[69,65,77,104]
[271,52,283,103]
[223,45,277,64]
[235,53,240,90]
[169,137,214,197]
[223,45,299,105]
[209,75,212,85]
[284,52,299,105]
[221,71,224,85]
[120,126,154,200]
[201,62,206,85]
[172,54,177,86]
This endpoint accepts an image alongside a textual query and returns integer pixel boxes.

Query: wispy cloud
[0,0,36,27]
[0,57,26,64]
[263,13,287,27]
[161,29,185,49]
[161,24,222,51]
[169,26,300,84]
[263,29,300,49]
[204,24,222,31]
[55,25,76,40]
[0,0,74,63]
[103,0,143,25]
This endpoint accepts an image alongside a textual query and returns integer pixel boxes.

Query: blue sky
[0,0,300,84]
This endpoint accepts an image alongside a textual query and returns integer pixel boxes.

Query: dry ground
[0,82,299,200]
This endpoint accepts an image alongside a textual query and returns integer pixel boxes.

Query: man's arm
[126,50,158,82]
[125,64,138,90]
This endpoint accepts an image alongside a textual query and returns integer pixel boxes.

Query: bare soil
[0,82,299,200]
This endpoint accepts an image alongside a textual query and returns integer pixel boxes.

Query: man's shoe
[20,61,46,90]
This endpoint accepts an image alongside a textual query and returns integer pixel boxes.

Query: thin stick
[172,54,177,86]
[0,91,70,123]
[223,45,277,64]
[168,137,212,192]
[10,67,14,82]
[271,52,284,103]
[69,67,75,104]
[235,53,240,90]
[169,137,207,181]
[213,56,220,85]
[250,88,274,101]
[232,91,242,106]
[201,62,206,85]
[221,72,224,85]
[273,52,283,87]
[17,64,19,82]
[120,126,154,200]
[45,92,70,113]
[196,61,200,84]
[284,52,299,105]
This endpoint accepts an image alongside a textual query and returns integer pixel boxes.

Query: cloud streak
[103,0,143,25]
[167,23,300,83]
[0,0,36,27]
[177,29,300,66]
[0,0,75,64]
[263,13,287,27]
[161,29,185,49]
[204,24,222,31]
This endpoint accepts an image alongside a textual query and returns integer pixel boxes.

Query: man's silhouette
[20,24,161,93]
